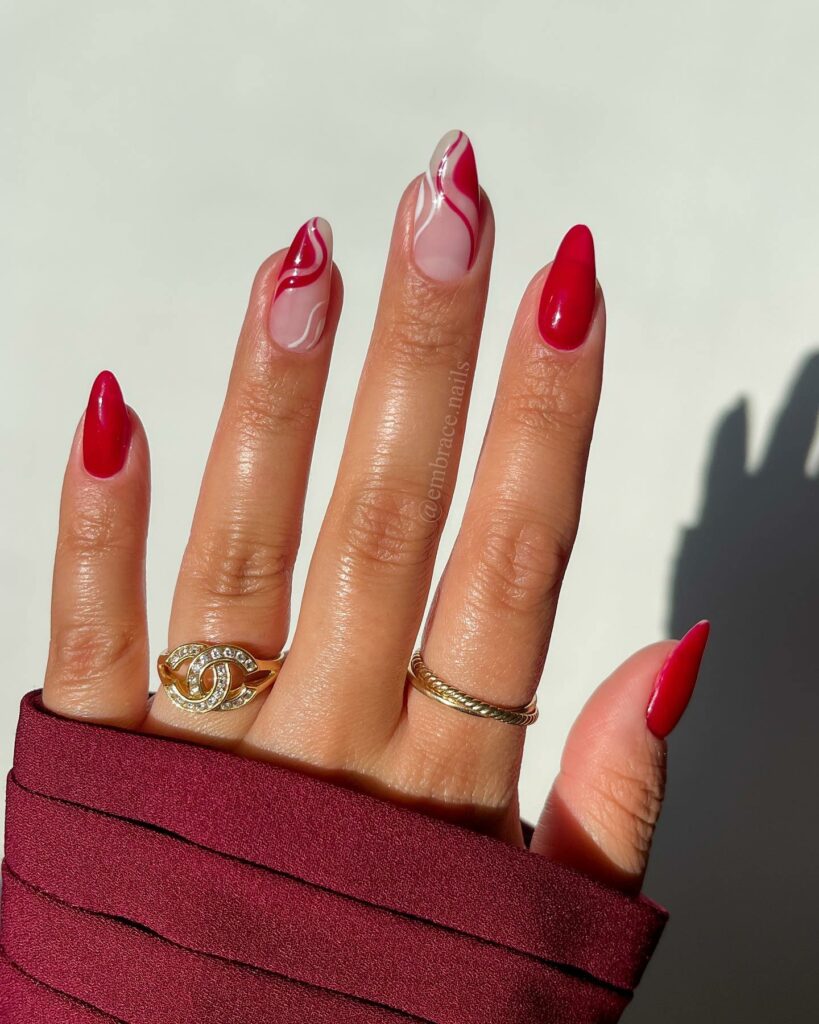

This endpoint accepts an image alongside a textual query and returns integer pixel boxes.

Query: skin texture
[43,134,703,895]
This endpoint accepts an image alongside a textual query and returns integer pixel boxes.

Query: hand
[43,131,707,896]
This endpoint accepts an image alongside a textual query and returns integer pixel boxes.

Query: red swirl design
[274,217,329,300]
[434,131,479,266]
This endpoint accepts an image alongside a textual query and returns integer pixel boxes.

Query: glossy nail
[646,620,711,738]
[538,224,597,350]
[82,370,131,478]
[413,129,480,282]
[268,217,333,352]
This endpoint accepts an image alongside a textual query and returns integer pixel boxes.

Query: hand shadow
[626,354,819,1023]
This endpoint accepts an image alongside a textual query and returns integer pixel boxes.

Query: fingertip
[246,220,341,356]
[399,132,494,284]
[82,370,132,479]
[71,376,150,490]
[534,224,598,351]
[646,620,711,739]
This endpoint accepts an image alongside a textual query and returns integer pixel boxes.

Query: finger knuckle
[57,498,133,565]
[500,369,592,447]
[406,717,519,814]
[575,750,667,862]
[336,479,440,575]
[382,289,470,373]
[50,620,142,693]
[233,375,322,442]
[466,504,574,617]
[185,526,294,602]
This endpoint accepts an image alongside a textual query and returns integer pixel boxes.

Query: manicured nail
[646,620,711,738]
[413,129,480,282]
[268,217,333,352]
[82,370,131,478]
[537,224,597,350]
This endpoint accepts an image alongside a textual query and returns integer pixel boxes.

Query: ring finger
[407,225,603,838]
[145,218,341,743]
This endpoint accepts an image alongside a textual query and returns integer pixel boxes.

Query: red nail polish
[82,370,131,478]
[537,224,597,350]
[646,620,711,739]
[269,217,333,352]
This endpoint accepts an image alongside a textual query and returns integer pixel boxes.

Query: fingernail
[82,370,132,478]
[537,224,597,350]
[268,217,333,352]
[646,620,711,738]
[413,129,480,282]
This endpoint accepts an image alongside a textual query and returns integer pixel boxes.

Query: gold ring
[157,642,285,714]
[408,650,538,727]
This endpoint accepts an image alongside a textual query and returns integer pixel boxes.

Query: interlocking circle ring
[156,643,285,714]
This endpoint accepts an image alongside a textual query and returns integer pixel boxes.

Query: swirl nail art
[268,217,333,352]
[413,130,480,282]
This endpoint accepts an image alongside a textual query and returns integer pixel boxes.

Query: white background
[2,2,817,1019]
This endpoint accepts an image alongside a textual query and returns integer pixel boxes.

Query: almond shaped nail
[646,620,711,738]
[537,224,597,350]
[268,217,333,352]
[82,370,132,478]
[413,130,480,282]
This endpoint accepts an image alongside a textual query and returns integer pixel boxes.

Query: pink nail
[413,130,480,282]
[268,217,333,352]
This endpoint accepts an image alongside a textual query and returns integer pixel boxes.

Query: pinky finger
[43,371,150,727]
[530,622,710,893]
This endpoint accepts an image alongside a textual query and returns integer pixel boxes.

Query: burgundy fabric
[0,951,119,1022]
[3,780,625,1022]
[1,691,668,1022]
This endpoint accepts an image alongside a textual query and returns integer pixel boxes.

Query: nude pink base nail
[413,130,480,282]
[268,217,333,352]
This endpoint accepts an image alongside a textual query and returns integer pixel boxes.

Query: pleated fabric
[0,692,667,1022]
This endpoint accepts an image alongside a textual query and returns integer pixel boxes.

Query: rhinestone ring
[156,643,285,714]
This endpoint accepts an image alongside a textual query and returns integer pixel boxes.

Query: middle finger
[248,131,492,758]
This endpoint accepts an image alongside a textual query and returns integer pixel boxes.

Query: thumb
[530,622,709,893]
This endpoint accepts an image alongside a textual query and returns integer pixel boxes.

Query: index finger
[45,371,150,727]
